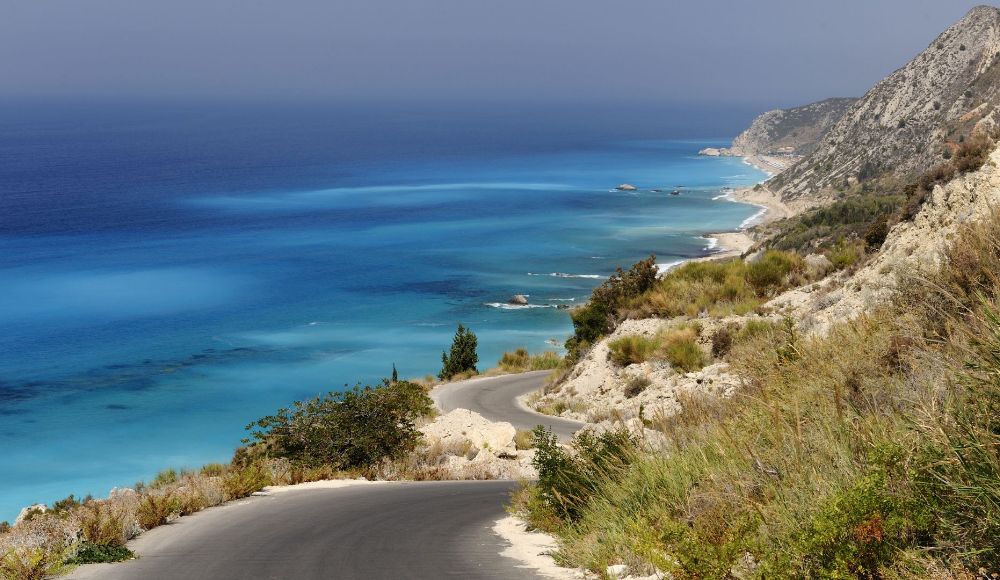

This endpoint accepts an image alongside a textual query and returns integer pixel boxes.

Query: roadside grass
[496,348,563,373]
[511,211,1000,578]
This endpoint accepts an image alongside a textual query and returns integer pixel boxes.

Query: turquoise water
[0,102,765,520]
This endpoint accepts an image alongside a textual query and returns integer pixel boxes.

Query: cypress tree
[438,323,478,380]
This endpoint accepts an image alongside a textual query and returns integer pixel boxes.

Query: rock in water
[615,183,637,191]
[508,294,529,305]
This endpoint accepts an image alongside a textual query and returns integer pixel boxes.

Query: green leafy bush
[68,542,135,564]
[528,426,638,523]
[566,256,658,358]
[247,379,433,470]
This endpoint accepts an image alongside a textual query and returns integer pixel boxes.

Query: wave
[739,206,769,229]
[703,237,719,251]
[528,272,604,279]
[548,298,576,301]
[484,302,560,310]
[655,260,686,274]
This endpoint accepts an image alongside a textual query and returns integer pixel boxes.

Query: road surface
[432,370,584,440]
[68,481,538,580]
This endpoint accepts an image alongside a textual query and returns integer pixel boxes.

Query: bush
[136,491,180,530]
[623,375,652,398]
[247,379,433,470]
[221,462,271,500]
[67,542,135,564]
[660,327,706,372]
[747,250,804,294]
[625,258,761,320]
[439,324,479,380]
[567,256,658,358]
[864,215,889,249]
[529,426,638,522]
[711,324,736,358]
[607,335,657,367]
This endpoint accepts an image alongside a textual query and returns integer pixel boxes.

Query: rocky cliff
[772,5,1000,202]
[729,98,856,157]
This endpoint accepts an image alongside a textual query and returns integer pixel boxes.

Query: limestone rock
[15,504,47,526]
[615,183,637,191]
[420,408,517,455]
[508,294,529,306]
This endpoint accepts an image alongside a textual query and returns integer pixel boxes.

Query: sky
[0,1,993,107]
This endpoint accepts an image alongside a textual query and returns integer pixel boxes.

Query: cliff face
[772,5,1000,203]
[729,98,856,157]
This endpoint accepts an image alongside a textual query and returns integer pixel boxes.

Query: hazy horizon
[2,1,994,109]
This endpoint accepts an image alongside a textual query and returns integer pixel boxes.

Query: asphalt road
[432,370,584,440]
[68,481,537,580]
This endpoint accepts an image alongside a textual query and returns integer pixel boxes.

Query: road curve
[432,370,584,440]
[68,481,537,580]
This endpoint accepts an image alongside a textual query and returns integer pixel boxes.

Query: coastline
[678,154,796,269]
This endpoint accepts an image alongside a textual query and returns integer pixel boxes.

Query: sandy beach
[693,156,798,262]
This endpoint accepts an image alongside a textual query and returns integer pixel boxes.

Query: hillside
[729,97,857,157]
[772,4,1000,203]
[511,6,1000,579]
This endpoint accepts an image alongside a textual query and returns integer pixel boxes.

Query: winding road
[68,372,582,579]
[432,370,584,440]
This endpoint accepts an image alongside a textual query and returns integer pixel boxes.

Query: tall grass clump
[608,326,706,372]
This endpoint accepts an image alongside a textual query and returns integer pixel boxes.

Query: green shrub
[567,256,658,358]
[439,324,479,380]
[0,546,73,580]
[824,239,866,270]
[607,335,657,367]
[625,258,761,320]
[747,250,804,294]
[529,426,638,523]
[68,542,135,564]
[247,379,433,470]
[149,468,179,489]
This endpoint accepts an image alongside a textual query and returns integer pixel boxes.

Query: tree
[391,363,398,383]
[439,323,478,380]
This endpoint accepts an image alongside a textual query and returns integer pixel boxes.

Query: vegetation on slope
[512,212,1000,578]
[764,132,996,257]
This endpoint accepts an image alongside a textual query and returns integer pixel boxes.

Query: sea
[0,99,766,521]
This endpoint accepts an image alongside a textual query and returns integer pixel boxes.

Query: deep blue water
[0,101,765,521]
